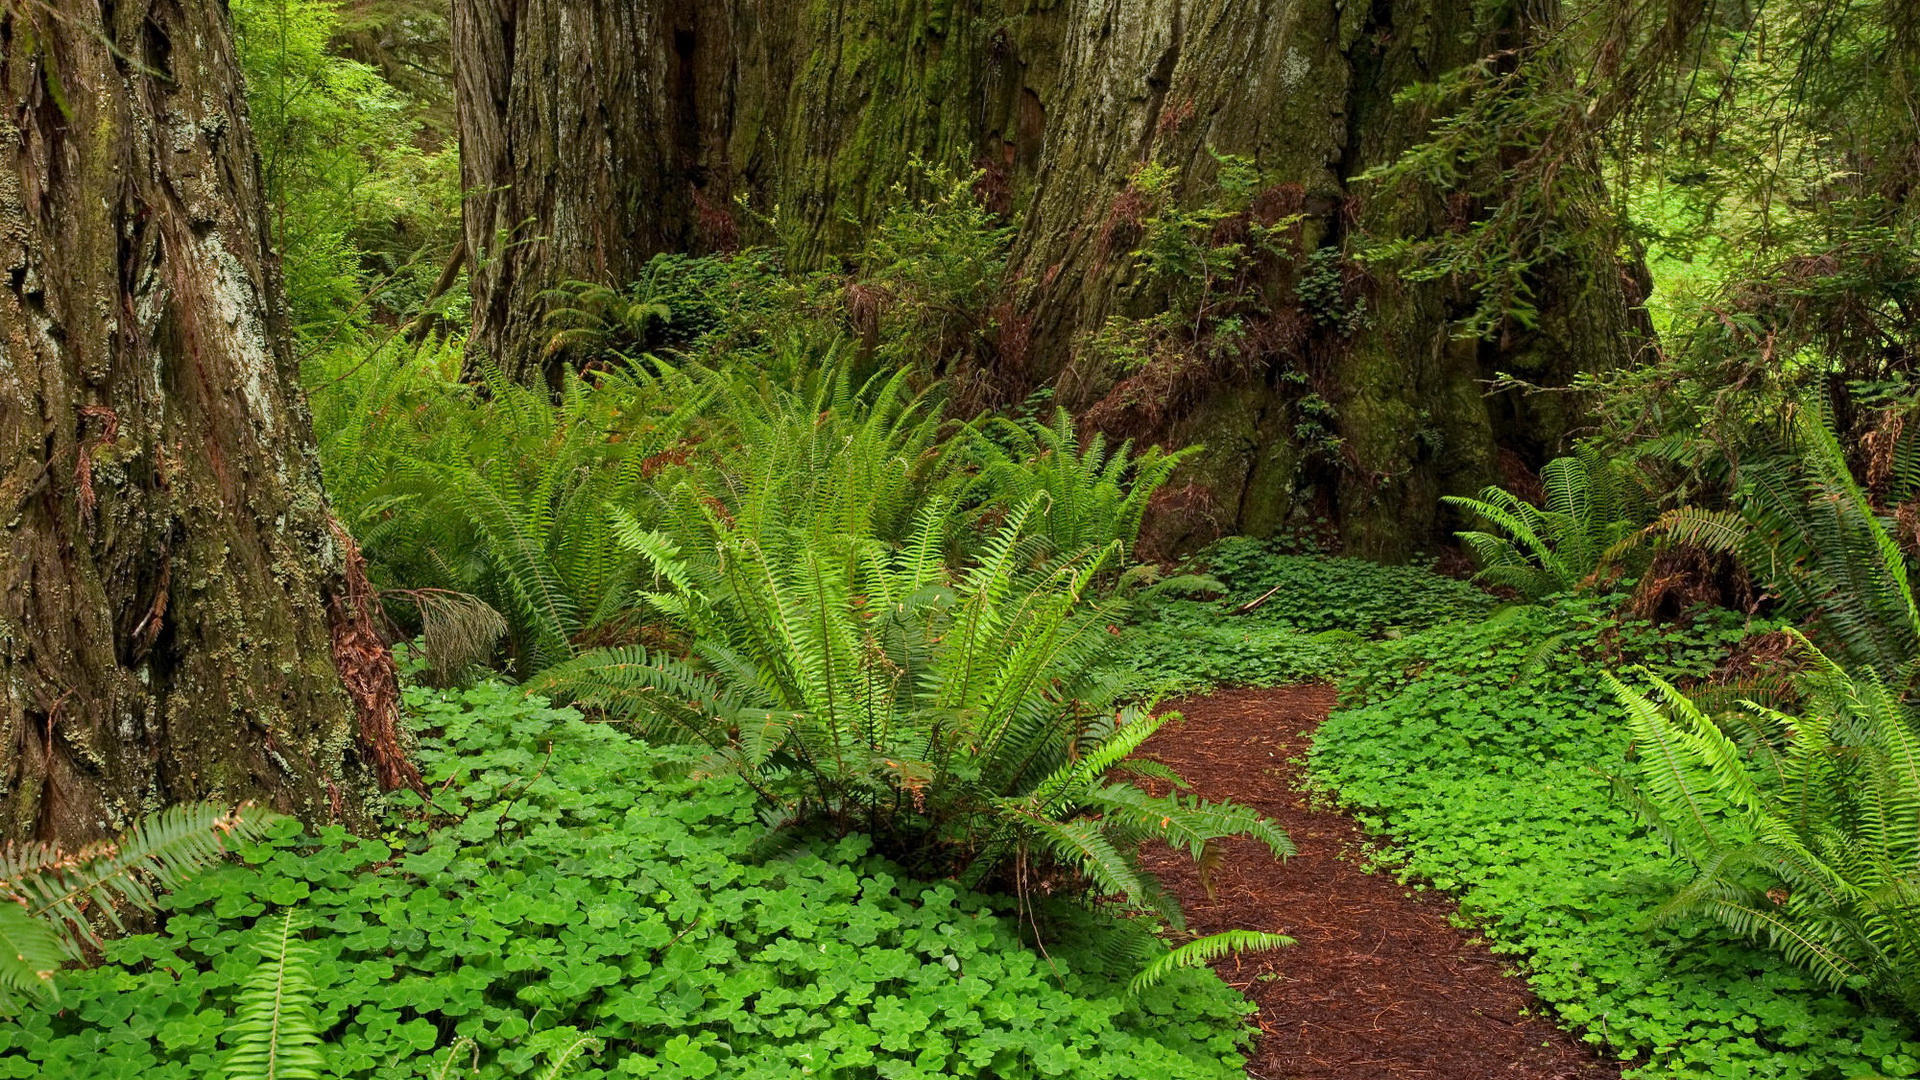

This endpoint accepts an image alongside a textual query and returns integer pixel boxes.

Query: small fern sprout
[1127,929,1296,997]
[532,1033,604,1080]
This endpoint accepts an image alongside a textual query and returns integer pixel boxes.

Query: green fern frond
[0,901,64,1013]
[1127,930,1295,996]
[223,911,327,1080]
[4,803,280,955]
[531,1033,603,1080]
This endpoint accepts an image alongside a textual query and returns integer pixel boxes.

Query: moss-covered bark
[0,0,393,843]
[455,0,1643,555]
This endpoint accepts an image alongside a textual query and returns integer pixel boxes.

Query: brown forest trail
[1137,686,1621,1080]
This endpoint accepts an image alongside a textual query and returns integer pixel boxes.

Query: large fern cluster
[538,500,1289,923]
[0,803,278,1013]
[314,333,1200,685]
[1645,405,1920,688]
[313,346,718,674]
[534,394,1277,927]
[1612,638,1920,1020]
[1444,446,1647,599]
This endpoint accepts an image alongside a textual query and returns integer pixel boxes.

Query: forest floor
[1138,686,1622,1080]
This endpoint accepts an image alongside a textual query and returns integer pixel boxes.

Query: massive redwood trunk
[0,0,410,843]
[453,0,1644,556]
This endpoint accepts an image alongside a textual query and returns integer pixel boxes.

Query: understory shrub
[1445,447,1648,599]
[967,409,1199,559]
[1312,598,1920,1078]
[312,342,1191,684]
[1,681,1254,1080]
[533,495,1291,927]
[1647,404,1920,690]
[1613,636,1920,1025]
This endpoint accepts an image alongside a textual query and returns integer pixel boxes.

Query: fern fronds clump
[535,494,1289,929]
[1612,636,1920,1019]
[1636,403,1920,689]
[0,802,279,1013]
[969,407,1198,558]
[1445,445,1646,599]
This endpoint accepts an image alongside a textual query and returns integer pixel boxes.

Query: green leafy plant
[0,802,279,1013]
[5,680,1258,1079]
[1611,636,1920,1022]
[224,912,326,1080]
[536,498,1292,926]
[316,350,717,673]
[1122,543,1493,695]
[1128,930,1296,997]
[231,0,461,332]
[221,909,604,1080]
[1445,447,1645,599]
[969,407,1198,557]
[1645,404,1920,689]
[1312,590,1920,1077]
[685,361,963,549]
[855,161,1015,372]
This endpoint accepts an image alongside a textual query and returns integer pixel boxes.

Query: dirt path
[1137,685,1620,1080]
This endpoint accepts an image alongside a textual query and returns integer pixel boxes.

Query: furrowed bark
[0,0,409,843]
[454,0,1644,555]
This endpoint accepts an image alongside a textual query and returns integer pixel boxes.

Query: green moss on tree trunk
[454,0,1642,556]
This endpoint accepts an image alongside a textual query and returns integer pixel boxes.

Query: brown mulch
[1137,685,1621,1080]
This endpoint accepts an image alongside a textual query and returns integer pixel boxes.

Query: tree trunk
[453,0,1644,555]
[0,0,411,844]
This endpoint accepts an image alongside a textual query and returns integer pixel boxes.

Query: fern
[1127,930,1295,996]
[969,407,1198,558]
[1611,637,1920,1019]
[539,467,1288,931]
[221,916,603,1080]
[0,902,63,1012]
[0,801,280,1013]
[531,1034,604,1080]
[224,911,327,1080]
[1445,445,1645,598]
[1633,402,1920,688]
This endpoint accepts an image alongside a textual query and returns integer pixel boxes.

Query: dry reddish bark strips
[1139,685,1621,1080]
